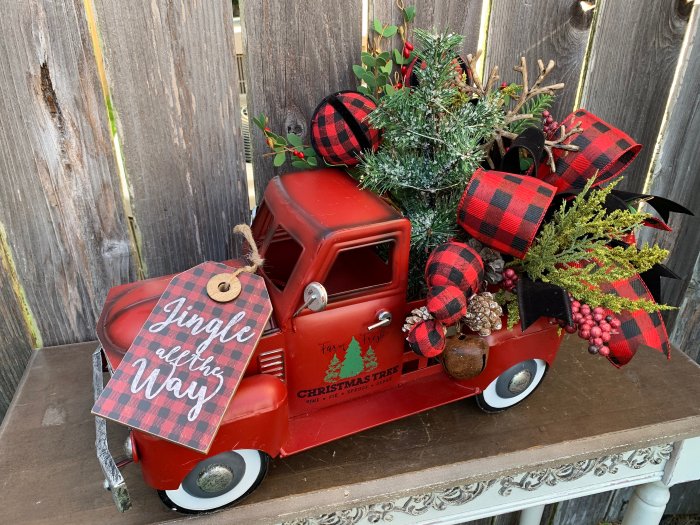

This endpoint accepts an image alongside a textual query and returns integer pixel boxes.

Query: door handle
[368,310,392,331]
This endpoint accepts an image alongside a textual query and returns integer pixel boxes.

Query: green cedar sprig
[515,177,672,313]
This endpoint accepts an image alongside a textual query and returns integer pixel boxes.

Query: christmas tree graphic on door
[324,337,378,383]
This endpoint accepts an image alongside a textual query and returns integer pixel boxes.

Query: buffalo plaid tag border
[538,109,642,193]
[92,261,272,453]
[602,274,670,368]
[458,169,556,259]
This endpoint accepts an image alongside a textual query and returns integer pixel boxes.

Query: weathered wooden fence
[0,0,698,521]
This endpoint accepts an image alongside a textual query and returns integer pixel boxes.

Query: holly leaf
[287,133,302,148]
[382,25,398,38]
[404,6,416,22]
[373,19,383,35]
[273,152,286,167]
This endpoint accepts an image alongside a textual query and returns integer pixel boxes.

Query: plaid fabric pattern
[425,241,484,295]
[92,261,273,453]
[538,109,642,193]
[427,285,467,325]
[310,91,380,166]
[458,168,556,258]
[407,319,446,357]
[601,274,670,368]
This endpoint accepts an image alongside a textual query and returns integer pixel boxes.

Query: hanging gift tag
[92,260,272,453]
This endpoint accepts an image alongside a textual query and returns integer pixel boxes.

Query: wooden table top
[1,338,700,524]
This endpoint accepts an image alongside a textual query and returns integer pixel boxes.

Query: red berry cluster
[499,81,508,90]
[542,110,559,139]
[402,40,414,59]
[502,268,519,291]
[564,300,622,357]
[292,149,305,159]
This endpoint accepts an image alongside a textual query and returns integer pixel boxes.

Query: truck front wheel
[476,359,548,413]
[158,449,269,513]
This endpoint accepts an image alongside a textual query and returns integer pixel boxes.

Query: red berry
[584,314,593,321]
[401,65,408,76]
[503,278,513,288]
[404,41,414,51]
[581,305,591,315]
[610,318,621,328]
[599,346,610,357]
[565,325,576,334]
[552,121,559,129]
[599,322,610,332]
[593,337,603,347]
[590,326,602,338]
[580,329,591,340]
[602,332,611,343]
[542,110,550,118]
[593,313,604,322]
[395,82,403,89]
[403,47,411,58]
[264,126,271,132]
[572,301,581,309]
[504,268,516,279]
[573,313,583,323]
[298,151,305,159]
[500,81,508,89]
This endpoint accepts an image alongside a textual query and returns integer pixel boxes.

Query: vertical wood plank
[93,0,250,277]
[372,0,483,57]
[486,0,594,120]
[0,260,32,422]
[637,6,700,344]
[0,0,134,346]
[242,0,363,201]
[550,491,613,525]
[579,0,690,192]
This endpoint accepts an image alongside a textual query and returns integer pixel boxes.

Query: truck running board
[280,373,477,456]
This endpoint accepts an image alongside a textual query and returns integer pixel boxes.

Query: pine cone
[464,292,503,336]
[466,238,505,284]
[402,306,433,333]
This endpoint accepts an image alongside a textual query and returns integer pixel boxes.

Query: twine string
[221,224,263,290]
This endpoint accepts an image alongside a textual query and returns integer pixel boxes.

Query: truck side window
[262,225,303,290]
[324,240,394,300]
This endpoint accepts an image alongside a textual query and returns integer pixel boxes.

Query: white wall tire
[158,449,268,513]
[476,359,548,413]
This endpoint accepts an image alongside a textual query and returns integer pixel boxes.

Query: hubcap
[197,465,234,493]
[508,369,533,394]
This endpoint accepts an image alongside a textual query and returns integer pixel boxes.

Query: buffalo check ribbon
[600,275,671,367]
[457,168,556,259]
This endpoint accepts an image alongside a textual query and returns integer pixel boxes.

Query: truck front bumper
[92,347,132,512]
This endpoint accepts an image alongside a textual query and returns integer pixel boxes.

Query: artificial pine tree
[359,30,505,297]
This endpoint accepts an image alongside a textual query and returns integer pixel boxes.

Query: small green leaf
[352,64,366,79]
[375,56,387,67]
[373,19,383,34]
[287,133,302,147]
[303,147,315,157]
[307,156,318,167]
[404,6,416,22]
[519,157,534,172]
[384,84,396,96]
[361,54,376,67]
[393,49,406,65]
[378,51,391,61]
[357,85,372,96]
[273,152,286,167]
[291,160,307,168]
[383,25,398,37]
[380,60,393,74]
[361,71,376,87]
[273,146,285,153]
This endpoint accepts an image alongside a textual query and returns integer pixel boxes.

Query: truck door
[287,234,408,415]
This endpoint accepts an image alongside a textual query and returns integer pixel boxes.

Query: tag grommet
[206,273,242,302]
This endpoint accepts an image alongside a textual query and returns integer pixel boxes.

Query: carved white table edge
[279,436,700,525]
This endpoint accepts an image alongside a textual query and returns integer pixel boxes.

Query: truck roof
[264,168,403,234]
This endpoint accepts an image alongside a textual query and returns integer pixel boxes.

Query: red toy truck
[93,168,563,513]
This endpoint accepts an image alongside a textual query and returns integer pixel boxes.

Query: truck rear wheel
[476,359,548,413]
[158,449,269,513]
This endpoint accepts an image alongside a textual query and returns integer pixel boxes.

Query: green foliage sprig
[252,114,318,169]
[515,177,672,313]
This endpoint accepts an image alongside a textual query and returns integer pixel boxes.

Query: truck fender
[133,374,289,490]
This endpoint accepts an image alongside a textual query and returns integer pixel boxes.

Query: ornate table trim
[282,444,673,525]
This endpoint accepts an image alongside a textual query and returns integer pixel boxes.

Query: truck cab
[94,169,563,513]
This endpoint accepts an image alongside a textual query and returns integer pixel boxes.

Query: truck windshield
[324,240,394,300]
